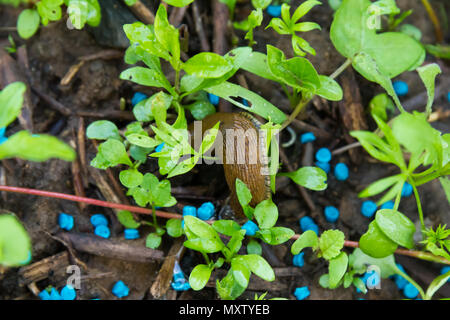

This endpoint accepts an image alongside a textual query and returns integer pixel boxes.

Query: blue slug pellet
[267,4,282,17]
[58,213,74,231]
[361,200,377,218]
[447,91,450,103]
[124,229,140,240]
[131,92,148,106]
[300,132,316,144]
[94,225,110,239]
[90,214,108,227]
[112,281,129,298]
[324,206,340,223]
[197,202,215,220]
[401,182,413,197]
[403,283,419,299]
[155,142,165,153]
[441,266,450,282]
[393,81,409,96]
[315,148,332,163]
[299,216,319,235]
[39,290,51,300]
[380,201,395,210]
[316,161,330,174]
[208,93,220,106]
[293,253,305,268]
[334,163,349,181]
[50,287,61,300]
[183,206,197,217]
[241,220,259,236]
[294,286,310,300]
[60,285,76,300]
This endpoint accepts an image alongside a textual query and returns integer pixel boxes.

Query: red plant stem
[1,185,449,265]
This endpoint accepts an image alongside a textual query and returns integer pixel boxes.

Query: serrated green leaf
[319,230,345,260]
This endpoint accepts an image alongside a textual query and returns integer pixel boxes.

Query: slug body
[189,112,271,219]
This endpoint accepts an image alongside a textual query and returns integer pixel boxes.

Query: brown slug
[189,112,271,219]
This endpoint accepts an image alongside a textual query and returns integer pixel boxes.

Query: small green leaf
[212,220,241,237]
[251,0,271,9]
[227,229,246,255]
[319,230,345,260]
[369,93,395,121]
[184,216,219,240]
[0,214,31,267]
[183,238,224,253]
[247,239,262,255]
[146,233,162,249]
[417,63,441,115]
[291,230,318,255]
[119,169,143,188]
[316,75,343,101]
[350,248,397,278]
[17,9,40,39]
[359,221,398,258]
[0,82,26,128]
[86,120,121,141]
[254,199,278,229]
[279,166,327,191]
[189,264,212,291]
[96,139,132,167]
[375,209,416,249]
[243,254,275,281]
[328,252,348,289]
[0,131,75,162]
[185,100,216,120]
[259,227,294,245]
[235,178,253,208]
[231,258,251,288]
[166,219,183,237]
[117,210,140,229]
[183,53,233,78]
[126,134,159,148]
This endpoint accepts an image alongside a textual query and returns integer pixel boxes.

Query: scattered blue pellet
[60,285,76,300]
[361,200,377,218]
[90,214,108,227]
[112,280,129,298]
[324,206,340,223]
[58,213,74,231]
[208,93,220,106]
[242,99,249,107]
[294,286,310,300]
[155,142,165,153]
[124,228,140,240]
[403,282,419,299]
[392,263,408,290]
[315,161,330,174]
[380,201,395,210]
[197,202,215,221]
[50,287,61,300]
[334,163,349,181]
[94,225,111,239]
[315,148,332,163]
[131,92,148,106]
[0,127,7,145]
[299,216,319,235]
[171,261,190,291]
[39,290,51,300]
[447,91,450,103]
[293,253,305,268]
[401,182,413,197]
[300,132,316,144]
[241,220,259,236]
[267,4,282,17]
[365,270,380,288]
[393,81,409,96]
[183,205,197,217]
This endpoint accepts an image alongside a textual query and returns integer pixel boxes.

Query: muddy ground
[0,0,449,300]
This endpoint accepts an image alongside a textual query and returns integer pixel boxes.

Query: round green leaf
[17,9,40,39]
[247,239,262,255]
[0,82,26,129]
[189,264,211,291]
[146,233,162,249]
[184,215,218,240]
[86,120,120,140]
[0,214,31,267]
[183,52,233,78]
[359,221,398,258]
[166,218,183,238]
[291,230,318,255]
[117,210,140,229]
[119,169,143,188]
[279,166,327,191]
[375,209,416,249]
[212,220,241,237]
[254,199,278,229]
[316,75,343,101]
[319,230,345,260]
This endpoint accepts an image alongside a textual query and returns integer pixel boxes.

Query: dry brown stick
[76,110,135,121]
[169,6,188,26]
[55,231,164,262]
[31,87,72,116]
[192,1,210,52]
[18,251,70,287]
[0,49,34,131]
[77,117,88,185]
[70,135,87,212]
[150,238,185,298]
[128,0,155,24]
[212,0,232,113]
